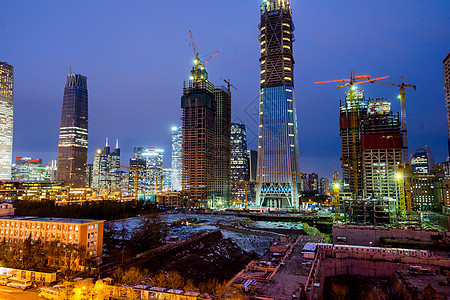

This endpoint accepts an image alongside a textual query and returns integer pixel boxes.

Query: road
[0,286,40,300]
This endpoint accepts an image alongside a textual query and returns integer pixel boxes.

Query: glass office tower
[0,61,13,180]
[256,0,301,209]
[56,73,88,188]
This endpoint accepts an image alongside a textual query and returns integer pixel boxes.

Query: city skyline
[1,0,449,179]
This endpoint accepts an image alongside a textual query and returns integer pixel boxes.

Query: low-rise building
[0,216,104,270]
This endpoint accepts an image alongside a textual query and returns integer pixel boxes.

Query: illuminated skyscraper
[92,138,121,195]
[231,123,249,201]
[411,146,435,174]
[134,146,164,192]
[0,61,13,180]
[171,126,182,191]
[256,0,301,209]
[444,52,450,157]
[56,73,88,187]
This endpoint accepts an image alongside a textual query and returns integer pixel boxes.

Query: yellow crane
[370,77,416,220]
[332,164,341,220]
[232,180,257,210]
[314,72,389,199]
[260,170,303,210]
[119,165,145,196]
[189,30,222,87]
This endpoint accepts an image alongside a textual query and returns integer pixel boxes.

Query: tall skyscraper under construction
[181,60,231,207]
[339,89,368,198]
[0,62,13,180]
[56,73,88,188]
[361,100,403,198]
[443,52,450,158]
[256,0,301,209]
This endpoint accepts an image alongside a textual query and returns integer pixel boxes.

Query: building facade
[444,52,450,158]
[11,158,49,181]
[0,62,13,180]
[256,0,301,209]
[361,101,403,199]
[92,139,121,196]
[0,214,103,270]
[171,127,182,191]
[411,146,435,174]
[134,147,164,193]
[230,123,250,201]
[56,73,88,188]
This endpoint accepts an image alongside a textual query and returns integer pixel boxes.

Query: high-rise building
[0,62,13,180]
[128,158,146,194]
[133,147,164,192]
[56,73,88,188]
[247,150,258,181]
[339,89,369,198]
[181,66,216,207]
[411,146,435,174]
[212,87,231,206]
[256,0,301,209]
[443,52,450,158]
[11,157,49,181]
[361,100,403,198]
[231,123,249,201]
[171,126,182,191]
[92,138,121,195]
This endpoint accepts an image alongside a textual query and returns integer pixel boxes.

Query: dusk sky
[1,0,449,179]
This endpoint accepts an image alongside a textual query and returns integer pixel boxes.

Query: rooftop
[0,216,103,224]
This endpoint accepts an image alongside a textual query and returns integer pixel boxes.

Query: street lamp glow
[396,173,403,180]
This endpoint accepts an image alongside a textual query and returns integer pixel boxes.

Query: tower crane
[232,180,258,210]
[119,165,145,196]
[189,30,222,87]
[260,170,303,210]
[314,71,389,199]
[370,77,416,221]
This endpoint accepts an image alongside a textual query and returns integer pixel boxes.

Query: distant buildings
[411,146,435,174]
[92,139,121,196]
[171,127,182,191]
[11,157,49,181]
[56,73,88,188]
[0,61,14,180]
[256,0,301,209]
[443,52,450,157]
[131,147,164,193]
[230,123,249,201]
[181,55,231,207]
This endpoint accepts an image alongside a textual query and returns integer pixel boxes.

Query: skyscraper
[134,147,164,192]
[171,126,182,191]
[0,62,13,180]
[56,73,88,188]
[361,100,403,198]
[231,123,250,201]
[444,52,450,157]
[181,65,216,207]
[92,138,121,195]
[411,146,435,174]
[256,0,301,209]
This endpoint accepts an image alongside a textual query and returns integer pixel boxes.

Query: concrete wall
[332,225,446,246]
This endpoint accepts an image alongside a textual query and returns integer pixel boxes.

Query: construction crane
[154,168,172,194]
[223,79,238,95]
[260,170,303,210]
[314,71,389,199]
[119,165,145,196]
[189,30,222,87]
[232,180,257,210]
[332,164,341,220]
[370,77,416,220]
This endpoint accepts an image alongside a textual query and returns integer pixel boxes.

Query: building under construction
[342,198,397,225]
[339,89,368,198]
[361,100,403,199]
[181,64,231,207]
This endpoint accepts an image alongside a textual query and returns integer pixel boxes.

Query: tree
[331,283,349,300]
[365,287,388,300]
[420,284,442,300]
[150,272,168,288]
[113,267,149,286]
[184,279,199,293]
[130,214,164,254]
[166,271,184,291]
[299,287,307,300]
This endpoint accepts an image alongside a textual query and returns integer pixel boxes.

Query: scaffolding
[342,198,397,225]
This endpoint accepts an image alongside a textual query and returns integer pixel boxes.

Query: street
[0,286,40,300]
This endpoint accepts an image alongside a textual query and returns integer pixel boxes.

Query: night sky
[1,0,449,180]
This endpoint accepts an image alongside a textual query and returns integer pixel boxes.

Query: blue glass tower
[256,0,301,209]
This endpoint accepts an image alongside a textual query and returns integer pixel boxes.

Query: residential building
[0,61,13,180]
[56,73,88,188]
[256,0,301,209]
[231,123,249,201]
[0,214,103,270]
[361,100,403,198]
[171,127,182,191]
